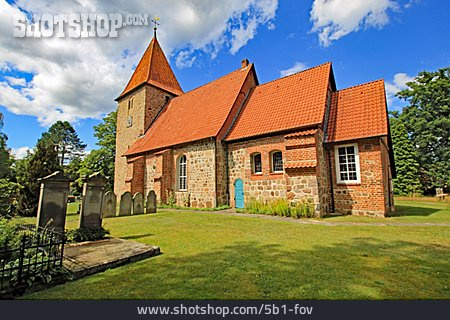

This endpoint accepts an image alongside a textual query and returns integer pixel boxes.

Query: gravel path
[159,208,450,227]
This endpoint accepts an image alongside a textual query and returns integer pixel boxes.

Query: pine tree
[390,114,422,195]
[44,121,87,166]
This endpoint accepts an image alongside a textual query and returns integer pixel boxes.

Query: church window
[335,144,361,184]
[271,151,283,173]
[178,155,187,191]
[252,153,262,174]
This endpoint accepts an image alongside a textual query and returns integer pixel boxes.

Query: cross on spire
[152,17,160,37]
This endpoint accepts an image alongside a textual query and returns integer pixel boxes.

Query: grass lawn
[323,199,450,223]
[22,198,449,300]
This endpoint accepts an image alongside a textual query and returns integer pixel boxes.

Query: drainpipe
[326,146,335,213]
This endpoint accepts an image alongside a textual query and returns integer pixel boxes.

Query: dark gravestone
[79,172,107,229]
[146,190,157,213]
[133,192,144,215]
[119,192,132,216]
[36,171,73,233]
[102,191,117,218]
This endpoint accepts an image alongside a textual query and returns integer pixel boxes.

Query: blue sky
[0,0,449,158]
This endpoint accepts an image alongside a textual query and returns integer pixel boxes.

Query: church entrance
[234,179,244,208]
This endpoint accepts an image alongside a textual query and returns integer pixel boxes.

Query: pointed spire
[116,27,183,101]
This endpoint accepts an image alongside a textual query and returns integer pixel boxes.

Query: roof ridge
[255,62,331,89]
[171,65,248,100]
[337,78,384,92]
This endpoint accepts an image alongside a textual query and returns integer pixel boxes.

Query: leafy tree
[389,113,422,195]
[65,156,83,196]
[397,67,450,193]
[77,111,116,191]
[16,135,61,216]
[43,121,86,166]
[0,112,12,179]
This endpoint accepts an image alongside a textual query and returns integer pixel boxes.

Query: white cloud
[280,62,308,77]
[4,76,27,86]
[385,72,414,108]
[0,0,278,126]
[310,0,398,47]
[11,146,31,159]
[175,49,196,69]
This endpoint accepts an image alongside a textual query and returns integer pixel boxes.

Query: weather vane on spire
[152,17,160,37]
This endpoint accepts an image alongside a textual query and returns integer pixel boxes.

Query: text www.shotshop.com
[137,304,313,317]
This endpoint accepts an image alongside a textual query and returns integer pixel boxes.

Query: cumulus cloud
[310,0,398,47]
[0,0,278,126]
[385,72,414,108]
[280,62,308,77]
[11,146,31,159]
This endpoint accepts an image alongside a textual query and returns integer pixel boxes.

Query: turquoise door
[234,179,244,208]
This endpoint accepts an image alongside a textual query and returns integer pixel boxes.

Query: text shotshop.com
[13,13,150,38]
[136,304,314,317]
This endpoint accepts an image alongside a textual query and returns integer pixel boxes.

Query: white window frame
[178,155,187,191]
[270,150,284,173]
[334,143,361,184]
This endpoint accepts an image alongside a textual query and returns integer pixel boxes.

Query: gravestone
[102,191,117,218]
[36,171,73,233]
[146,190,157,213]
[119,192,132,216]
[79,172,107,229]
[133,192,144,215]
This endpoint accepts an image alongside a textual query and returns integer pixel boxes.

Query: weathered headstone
[146,190,157,213]
[119,192,132,216]
[79,172,107,229]
[102,191,117,218]
[132,192,144,215]
[36,171,73,233]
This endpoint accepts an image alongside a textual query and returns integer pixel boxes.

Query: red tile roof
[326,79,388,142]
[124,65,254,155]
[117,37,183,100]
[225,63,331,141]
[285,161,317,169]
[284,129,317,138]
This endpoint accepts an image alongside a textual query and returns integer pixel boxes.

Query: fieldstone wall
[172,139,216,208]
[228,135,288,206]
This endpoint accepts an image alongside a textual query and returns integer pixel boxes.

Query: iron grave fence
[0,223,65,294]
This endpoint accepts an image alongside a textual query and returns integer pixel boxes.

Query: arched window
[271,151,283,173]
[178,155,187,191]
[251,153,262,174]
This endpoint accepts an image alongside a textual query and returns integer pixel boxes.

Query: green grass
[22,202,449,300]
[323,199,450,223]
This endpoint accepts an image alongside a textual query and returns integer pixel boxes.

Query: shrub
[66,227,110,243]
[0,179,21,217]
[242,198,315,219]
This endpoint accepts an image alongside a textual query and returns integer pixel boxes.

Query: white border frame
[334,143,361,184]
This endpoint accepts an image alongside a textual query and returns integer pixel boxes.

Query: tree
[77,111,116,191]
[389,113,422,195]
[16,135,61,216]
[43,121,86,166]
[0,112,12,179]
[397,67,450,193]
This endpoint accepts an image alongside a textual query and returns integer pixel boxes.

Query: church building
[114,33,396,217]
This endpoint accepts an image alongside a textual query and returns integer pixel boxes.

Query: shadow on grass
[392,205,439,217]
[120,233,154,240]
[35,237,449,299]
